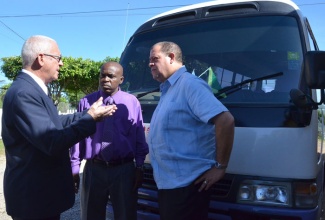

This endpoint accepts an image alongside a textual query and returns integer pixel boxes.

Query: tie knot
[105,97,114,105]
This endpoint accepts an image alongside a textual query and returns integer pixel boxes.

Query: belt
[91,158,134,167]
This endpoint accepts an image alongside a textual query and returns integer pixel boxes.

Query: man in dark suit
[1,35,117,220]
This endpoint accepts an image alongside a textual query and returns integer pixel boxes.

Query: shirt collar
[160,66,187,92]
[100,88,122,104]
[22,69,48,95]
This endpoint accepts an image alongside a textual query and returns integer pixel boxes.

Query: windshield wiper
[136,88,160,99]
[215,72,283,99]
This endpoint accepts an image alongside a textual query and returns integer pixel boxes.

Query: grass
[0,139,5,156]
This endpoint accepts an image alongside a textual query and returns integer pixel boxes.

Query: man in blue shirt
[148,41,235,220]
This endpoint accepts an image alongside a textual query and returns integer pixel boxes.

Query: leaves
[1,56,22,80]
[0,56,120,107]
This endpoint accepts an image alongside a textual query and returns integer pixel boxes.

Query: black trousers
[12,215,60,220]
[158,183,211,220]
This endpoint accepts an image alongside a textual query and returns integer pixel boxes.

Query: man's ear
[119,76,125,84]
[168,53,175,64]
[31,54,44,69]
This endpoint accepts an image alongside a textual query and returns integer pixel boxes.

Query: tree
[0,83,11,108]
[61,56,120,108]
[57,57,103,107]
[0,56,120,107]
[1,56,22,80]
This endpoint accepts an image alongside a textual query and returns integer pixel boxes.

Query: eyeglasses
[43,53,62,62]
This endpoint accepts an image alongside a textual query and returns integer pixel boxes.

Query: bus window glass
[121,16,302,104]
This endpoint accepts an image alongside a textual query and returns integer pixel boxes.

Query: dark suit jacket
[1,72,97,218]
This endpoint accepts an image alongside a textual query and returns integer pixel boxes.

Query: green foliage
[0,139,4,155]
[57,102,71,113]
[318,109,325,123]
[60,57,102,95]
[1,56,22,80]
[0,83,12,108]
[0,56,120,107]
[104,56,120,63]
[68,90,88,109]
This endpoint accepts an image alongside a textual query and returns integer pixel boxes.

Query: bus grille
[142,164,233,197]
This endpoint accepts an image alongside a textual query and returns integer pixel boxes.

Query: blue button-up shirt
[148,66,228,189]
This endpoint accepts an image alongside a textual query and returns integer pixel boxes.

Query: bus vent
[153,11,197,27]
[142,163,233,197]
[210,178,233,198]
[205,3,259,17]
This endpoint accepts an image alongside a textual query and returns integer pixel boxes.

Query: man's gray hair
[21,35,56,67]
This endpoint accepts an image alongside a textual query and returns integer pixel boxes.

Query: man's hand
[194,167,225,192]
[73,173,80,194]
[87,97,117,121]
[133,167,144,191]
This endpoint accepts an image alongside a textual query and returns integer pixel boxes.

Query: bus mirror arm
[289,88,320,126]
[290,88,319,110]
[136,88,160,99]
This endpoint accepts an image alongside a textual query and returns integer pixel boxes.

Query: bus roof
[148,0,299,21]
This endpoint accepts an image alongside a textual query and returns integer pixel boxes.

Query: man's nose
[103,76,111,81]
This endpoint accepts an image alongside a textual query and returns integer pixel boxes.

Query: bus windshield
[120,15,303,105]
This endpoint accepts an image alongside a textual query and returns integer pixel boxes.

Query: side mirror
[304,51,325,89]
[290,89,318,109]
[289,89,316,126]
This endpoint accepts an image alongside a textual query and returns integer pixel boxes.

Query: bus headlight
[237,180,291,207]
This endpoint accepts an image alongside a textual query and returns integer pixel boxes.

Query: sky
[1,0,325,83]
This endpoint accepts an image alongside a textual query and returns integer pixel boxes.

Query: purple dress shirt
[70,89,149,175]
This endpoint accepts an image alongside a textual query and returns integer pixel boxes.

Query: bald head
[21,35,57,68]
[99,62,124,96]
[149,41,183,82]
[101,62,123,75]
[152,41,183,63]
[21,35,63,84]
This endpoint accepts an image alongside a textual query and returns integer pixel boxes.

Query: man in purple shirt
[70,61,149,220]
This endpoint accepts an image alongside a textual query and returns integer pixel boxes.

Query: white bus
[109,0,325,219]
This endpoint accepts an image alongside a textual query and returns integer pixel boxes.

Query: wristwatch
[212,161,227,169]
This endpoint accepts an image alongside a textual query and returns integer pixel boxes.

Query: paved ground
[0,155,9,220]
[0,158,97,220]
[0,155,82,220]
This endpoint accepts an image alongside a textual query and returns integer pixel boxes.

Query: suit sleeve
[13,90,96,156]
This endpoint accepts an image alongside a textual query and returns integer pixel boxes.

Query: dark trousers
[158,183,211,220]
[12,215,60,220]
[81,160,137,220]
